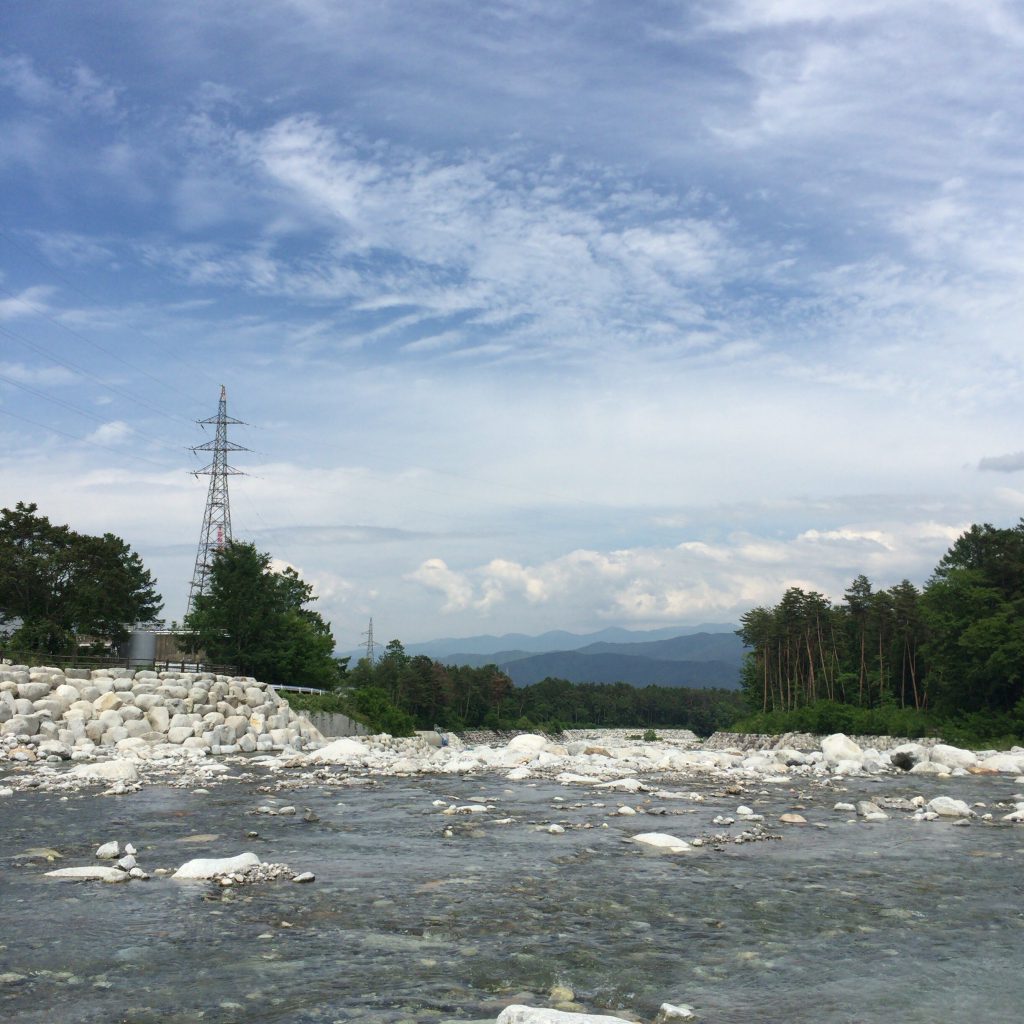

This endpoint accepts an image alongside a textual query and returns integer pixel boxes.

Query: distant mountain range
[344,624,744,690]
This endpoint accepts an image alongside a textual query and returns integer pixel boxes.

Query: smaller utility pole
[362,617,378,665]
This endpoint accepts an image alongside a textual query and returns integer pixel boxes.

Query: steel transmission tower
[186,386,249,617]
[362,617,378,664]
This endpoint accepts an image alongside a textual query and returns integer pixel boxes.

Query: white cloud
[0,54,119,116]
[86,421,132,445]
[0,362,75,386]
[408,517,968,627]
[406,558,475,612]
[0,285,54,320]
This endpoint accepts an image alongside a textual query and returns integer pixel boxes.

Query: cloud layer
[1,1,1022,643]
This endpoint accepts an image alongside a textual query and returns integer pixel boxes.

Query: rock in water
[655,1005,697,1023]
[497,1007,636,1024]
[927,797,974,818]
[171,852,261,880]
[45,866,128,882]
[95,841,119,859]
[632,832,691,853]
[69,761,139,783]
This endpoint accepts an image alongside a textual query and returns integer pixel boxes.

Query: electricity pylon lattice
[363,617,378,664]
[186,385,249,617]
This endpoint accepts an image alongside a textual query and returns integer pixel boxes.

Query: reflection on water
[1,769,1022,1023]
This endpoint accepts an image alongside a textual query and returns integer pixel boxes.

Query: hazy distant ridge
[495,651,741,688]
[371,625,745,690]
[398,623,739,659]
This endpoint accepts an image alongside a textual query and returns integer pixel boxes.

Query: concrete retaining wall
[298,710,370,738]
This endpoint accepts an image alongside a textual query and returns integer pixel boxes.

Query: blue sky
[2,0,1022,646]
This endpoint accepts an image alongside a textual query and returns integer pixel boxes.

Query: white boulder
[306,738,368,763]
[69,760,139,783]
[655,1005,697,1023]
[497,1006,635,1024]
[927,796,973,818]
[632,832,691,853]
[978,753,1024,774]
[929,744,978,770]
[506,734,549,755]
[821,734,862,764]
[45,866,128,882]
[172,851,261,880]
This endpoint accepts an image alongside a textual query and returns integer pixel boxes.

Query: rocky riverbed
[2,664,1024,1023]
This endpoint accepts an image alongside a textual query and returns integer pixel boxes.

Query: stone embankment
[0,663,323,759]
[2,660,1023,825]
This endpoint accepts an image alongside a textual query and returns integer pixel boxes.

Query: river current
[1,768,1022,1024]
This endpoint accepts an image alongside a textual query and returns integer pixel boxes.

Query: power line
[0,226,225,397]
[0,322,197,427]
[0,406,170,468]
[0,281,209,412]
[0,367,186,454]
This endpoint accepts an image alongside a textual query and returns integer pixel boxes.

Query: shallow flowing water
[2,767,1022,1023]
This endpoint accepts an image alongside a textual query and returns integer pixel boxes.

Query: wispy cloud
[86,420,132,445]
[0,54,120,116]
[0,361,75,386]
[0,285,54,319]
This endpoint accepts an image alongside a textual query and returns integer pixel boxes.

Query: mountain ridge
[342,623,739,661]
[340,625,745,690]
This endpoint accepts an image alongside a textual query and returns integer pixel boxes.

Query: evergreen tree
[183,541,338,687]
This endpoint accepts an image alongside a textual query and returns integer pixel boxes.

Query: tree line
[302,638,744,736]
[736,519,1024,742]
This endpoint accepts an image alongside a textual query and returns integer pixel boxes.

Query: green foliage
[731,518,1024,743]
[736,518,1024,724]
[338,648,744,734]
[183,541,339,688]
[350,686,416,736]
[919,520,1024,715]
[283,689,363,720]
[0,502,161,654]
[642,728,659,742]
[731,698,1024,748]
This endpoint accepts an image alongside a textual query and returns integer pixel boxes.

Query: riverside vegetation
[3,503,1023,746]
[734,518,1024,747]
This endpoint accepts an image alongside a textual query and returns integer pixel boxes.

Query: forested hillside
[735,519,1024,743]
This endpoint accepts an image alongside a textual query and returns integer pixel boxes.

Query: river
[1,767,1022,1023]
